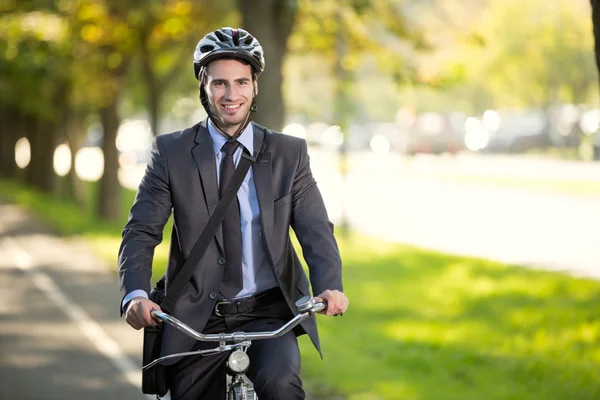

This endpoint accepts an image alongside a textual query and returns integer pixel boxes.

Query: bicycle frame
[143,295,326,400]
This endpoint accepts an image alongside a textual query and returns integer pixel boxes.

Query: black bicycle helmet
[193,27,265,80]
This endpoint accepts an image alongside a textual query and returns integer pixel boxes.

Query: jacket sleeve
[118,135,173,304]
[290,139,343,296]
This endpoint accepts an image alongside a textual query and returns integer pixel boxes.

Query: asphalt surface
[0,202,150,400]
[309,151,600,280]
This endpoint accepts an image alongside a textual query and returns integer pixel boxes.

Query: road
[119,150,600,278]
[308,151,600,279]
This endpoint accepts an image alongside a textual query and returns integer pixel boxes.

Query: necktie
[219,140,243,299]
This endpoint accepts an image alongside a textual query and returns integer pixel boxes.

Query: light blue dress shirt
[122,120,278,311]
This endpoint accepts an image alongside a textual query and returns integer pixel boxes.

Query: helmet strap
[199,84,257,141]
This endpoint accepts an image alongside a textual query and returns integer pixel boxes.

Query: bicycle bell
[227,350,250,373]
[295,295,315,313]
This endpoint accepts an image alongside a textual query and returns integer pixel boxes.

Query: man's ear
[253,80,258,97]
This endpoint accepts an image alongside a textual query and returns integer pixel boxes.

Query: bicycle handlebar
[142,296,327,371]
[142,296,326,371]
[151,297,325,342]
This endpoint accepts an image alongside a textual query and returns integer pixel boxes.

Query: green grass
[3,178,600,399]
[298,238,600,399]
[0,179,171,280]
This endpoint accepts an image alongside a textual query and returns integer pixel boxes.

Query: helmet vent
[215,30,227,41]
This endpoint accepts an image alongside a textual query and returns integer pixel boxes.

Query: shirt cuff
[122,290,148,313]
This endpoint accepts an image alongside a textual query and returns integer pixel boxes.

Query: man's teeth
[223,104,240,109]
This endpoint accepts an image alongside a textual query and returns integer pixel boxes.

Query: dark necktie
[219,140,243,299]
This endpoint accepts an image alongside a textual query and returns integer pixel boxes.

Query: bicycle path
[0,200,152,400]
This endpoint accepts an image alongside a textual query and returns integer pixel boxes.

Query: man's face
[204,59,257,136]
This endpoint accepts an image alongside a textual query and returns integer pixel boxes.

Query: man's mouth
[221,103,242,110]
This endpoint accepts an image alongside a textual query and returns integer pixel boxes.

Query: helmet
[193,27,265,80]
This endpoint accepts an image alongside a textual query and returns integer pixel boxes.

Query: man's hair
[199,56,258,87]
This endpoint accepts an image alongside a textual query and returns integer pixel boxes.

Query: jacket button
[209,292,217,300]
[218,257,225,265]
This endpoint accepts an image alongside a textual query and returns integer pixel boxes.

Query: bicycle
[143,295,327,400]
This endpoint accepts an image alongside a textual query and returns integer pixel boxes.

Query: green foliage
[0,10,70,117]
[121,0,235,116]
[477,0,595,107]
[285,0,428,123]
[435,0,597,112]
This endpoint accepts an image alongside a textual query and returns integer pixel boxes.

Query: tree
[284,0,426,233]
[133,0,232,136]
[591,0,600,98]
[430,0,596,113]
[0,7,70,192]
[238,0,298,132]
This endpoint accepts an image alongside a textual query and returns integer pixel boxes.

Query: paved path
[0,202,151,400]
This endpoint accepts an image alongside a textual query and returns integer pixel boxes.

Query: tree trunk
[98,99,121,221]
[239,0,298,132]
[65,115,86,207]
[0,108,18,179]
[140,36,161,136]
[592,0,600,97]
[25,115,58,193]
[23,116,38,187]
[334,9,352,237]
[12,112,28,183]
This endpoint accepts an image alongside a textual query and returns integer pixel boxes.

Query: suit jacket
[118,119,343,361]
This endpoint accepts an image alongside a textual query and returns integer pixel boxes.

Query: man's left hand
[314,290,349,317]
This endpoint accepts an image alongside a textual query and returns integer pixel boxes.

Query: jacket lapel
[251,125,275,266]
[191,119,223,249]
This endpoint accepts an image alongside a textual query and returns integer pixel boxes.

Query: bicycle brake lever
[312,300,327,314]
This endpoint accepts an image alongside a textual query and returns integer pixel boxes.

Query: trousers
[167,290,305,400]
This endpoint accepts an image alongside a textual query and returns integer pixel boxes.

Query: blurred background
[1,1,600,399]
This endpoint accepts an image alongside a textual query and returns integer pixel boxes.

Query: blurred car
[482,109,550,153]
[396,111,466,155]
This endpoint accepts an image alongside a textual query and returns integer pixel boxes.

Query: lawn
[2,178,600,399]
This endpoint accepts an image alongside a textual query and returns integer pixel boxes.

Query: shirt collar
[207,118,254,156]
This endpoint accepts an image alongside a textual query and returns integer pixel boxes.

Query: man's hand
[314,290,349,317]
[125,297,162,330]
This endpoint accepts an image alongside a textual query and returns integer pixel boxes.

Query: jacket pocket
[273,192,292,210]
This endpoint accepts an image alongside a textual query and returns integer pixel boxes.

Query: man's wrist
[122,290,149,313]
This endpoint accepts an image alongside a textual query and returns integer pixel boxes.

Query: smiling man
[118,27,348,400]
[204,58,257,136]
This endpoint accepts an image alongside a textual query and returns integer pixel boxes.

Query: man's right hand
[125,297,162,330]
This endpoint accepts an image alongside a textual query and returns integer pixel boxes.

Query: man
[118,27,348,399]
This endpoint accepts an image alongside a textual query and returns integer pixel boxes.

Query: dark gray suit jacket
[118,119,342,361]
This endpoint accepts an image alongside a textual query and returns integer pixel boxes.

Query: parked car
[396,111,466,155]
[482,109,550,153]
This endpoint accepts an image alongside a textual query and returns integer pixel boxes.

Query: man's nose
[225,85,240,99]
